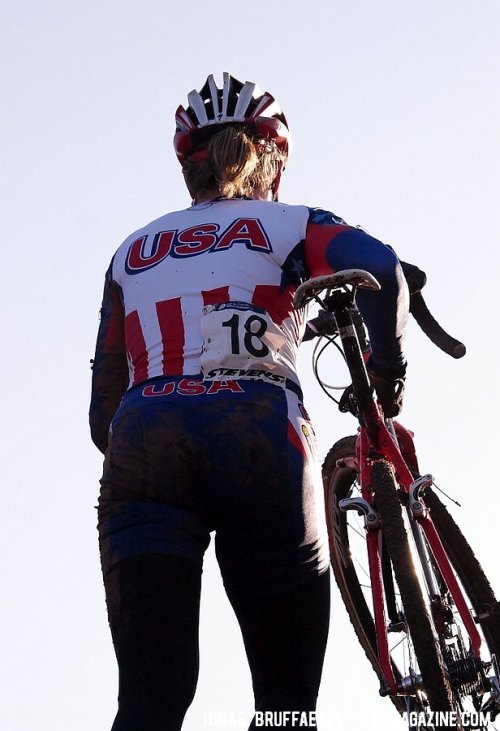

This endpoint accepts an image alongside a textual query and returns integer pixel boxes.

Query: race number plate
[200,301,287,379]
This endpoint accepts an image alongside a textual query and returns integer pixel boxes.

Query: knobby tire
[323,437,456,721]
[371,458,455,714]
[323,436,500,728]
[423,487,500,661]
[322,437,402,705]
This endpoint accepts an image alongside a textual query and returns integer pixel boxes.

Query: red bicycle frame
[357,401,482,695]
[293,268,476,700]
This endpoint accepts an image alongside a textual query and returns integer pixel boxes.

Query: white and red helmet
[174,73,291,166]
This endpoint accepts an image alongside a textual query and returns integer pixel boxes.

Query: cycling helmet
[174,72,291,166]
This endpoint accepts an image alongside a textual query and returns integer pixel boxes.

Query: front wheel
[323,436,500,727]
[371,459,455,714]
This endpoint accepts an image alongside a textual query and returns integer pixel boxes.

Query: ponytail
[183,125,284,200]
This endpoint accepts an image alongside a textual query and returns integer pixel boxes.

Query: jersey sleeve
[89,262,129,453]
[304,208,409,372]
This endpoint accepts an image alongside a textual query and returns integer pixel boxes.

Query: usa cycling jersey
[90,198,407,453]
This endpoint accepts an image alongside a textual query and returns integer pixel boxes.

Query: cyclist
[90,73,409,730]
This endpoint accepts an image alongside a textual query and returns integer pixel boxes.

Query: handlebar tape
[410,291,466,359]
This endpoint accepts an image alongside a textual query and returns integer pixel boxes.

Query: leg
[211,384,331,728]
[227,572,330,729]
[97,390,212,729]
[104,553,202,731]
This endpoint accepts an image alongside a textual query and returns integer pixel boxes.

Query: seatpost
[328,290,374,411]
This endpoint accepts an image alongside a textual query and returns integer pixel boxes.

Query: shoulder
[222,199,311,220]
[306,207,349,226]
[120,207,192,247]
[108,207,193,274]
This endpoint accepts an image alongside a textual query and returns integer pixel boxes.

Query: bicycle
[293,269,500,730]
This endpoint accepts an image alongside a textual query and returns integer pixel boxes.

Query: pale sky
[1,2,499,729]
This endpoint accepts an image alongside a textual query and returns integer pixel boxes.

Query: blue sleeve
[324,228,409,371]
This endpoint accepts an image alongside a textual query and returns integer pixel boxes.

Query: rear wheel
[422,487,500,722]
[322,437,397,702]
[423,487,500,658]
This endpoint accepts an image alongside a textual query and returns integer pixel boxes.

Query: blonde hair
[183,126,285,200]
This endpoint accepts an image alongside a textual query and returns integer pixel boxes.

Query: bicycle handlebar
[409,291,466,359]
[302,285,466,359]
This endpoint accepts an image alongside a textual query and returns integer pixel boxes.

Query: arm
[89,264,129,453]
[304,209,409,374]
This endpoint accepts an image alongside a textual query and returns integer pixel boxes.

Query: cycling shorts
[97,376,329,596]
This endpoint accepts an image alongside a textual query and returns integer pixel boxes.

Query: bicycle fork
[340,455,483,700]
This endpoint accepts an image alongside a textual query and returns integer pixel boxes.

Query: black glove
[400,260,427,295]
[367,361,406,418]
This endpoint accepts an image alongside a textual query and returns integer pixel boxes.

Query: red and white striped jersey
[107,198,344,388]
[90,197,407,452]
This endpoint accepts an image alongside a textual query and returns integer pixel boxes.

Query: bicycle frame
[357,420,481,695]
[326,285,482,698]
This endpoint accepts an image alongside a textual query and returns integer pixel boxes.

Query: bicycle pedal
[481,693,500,721]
